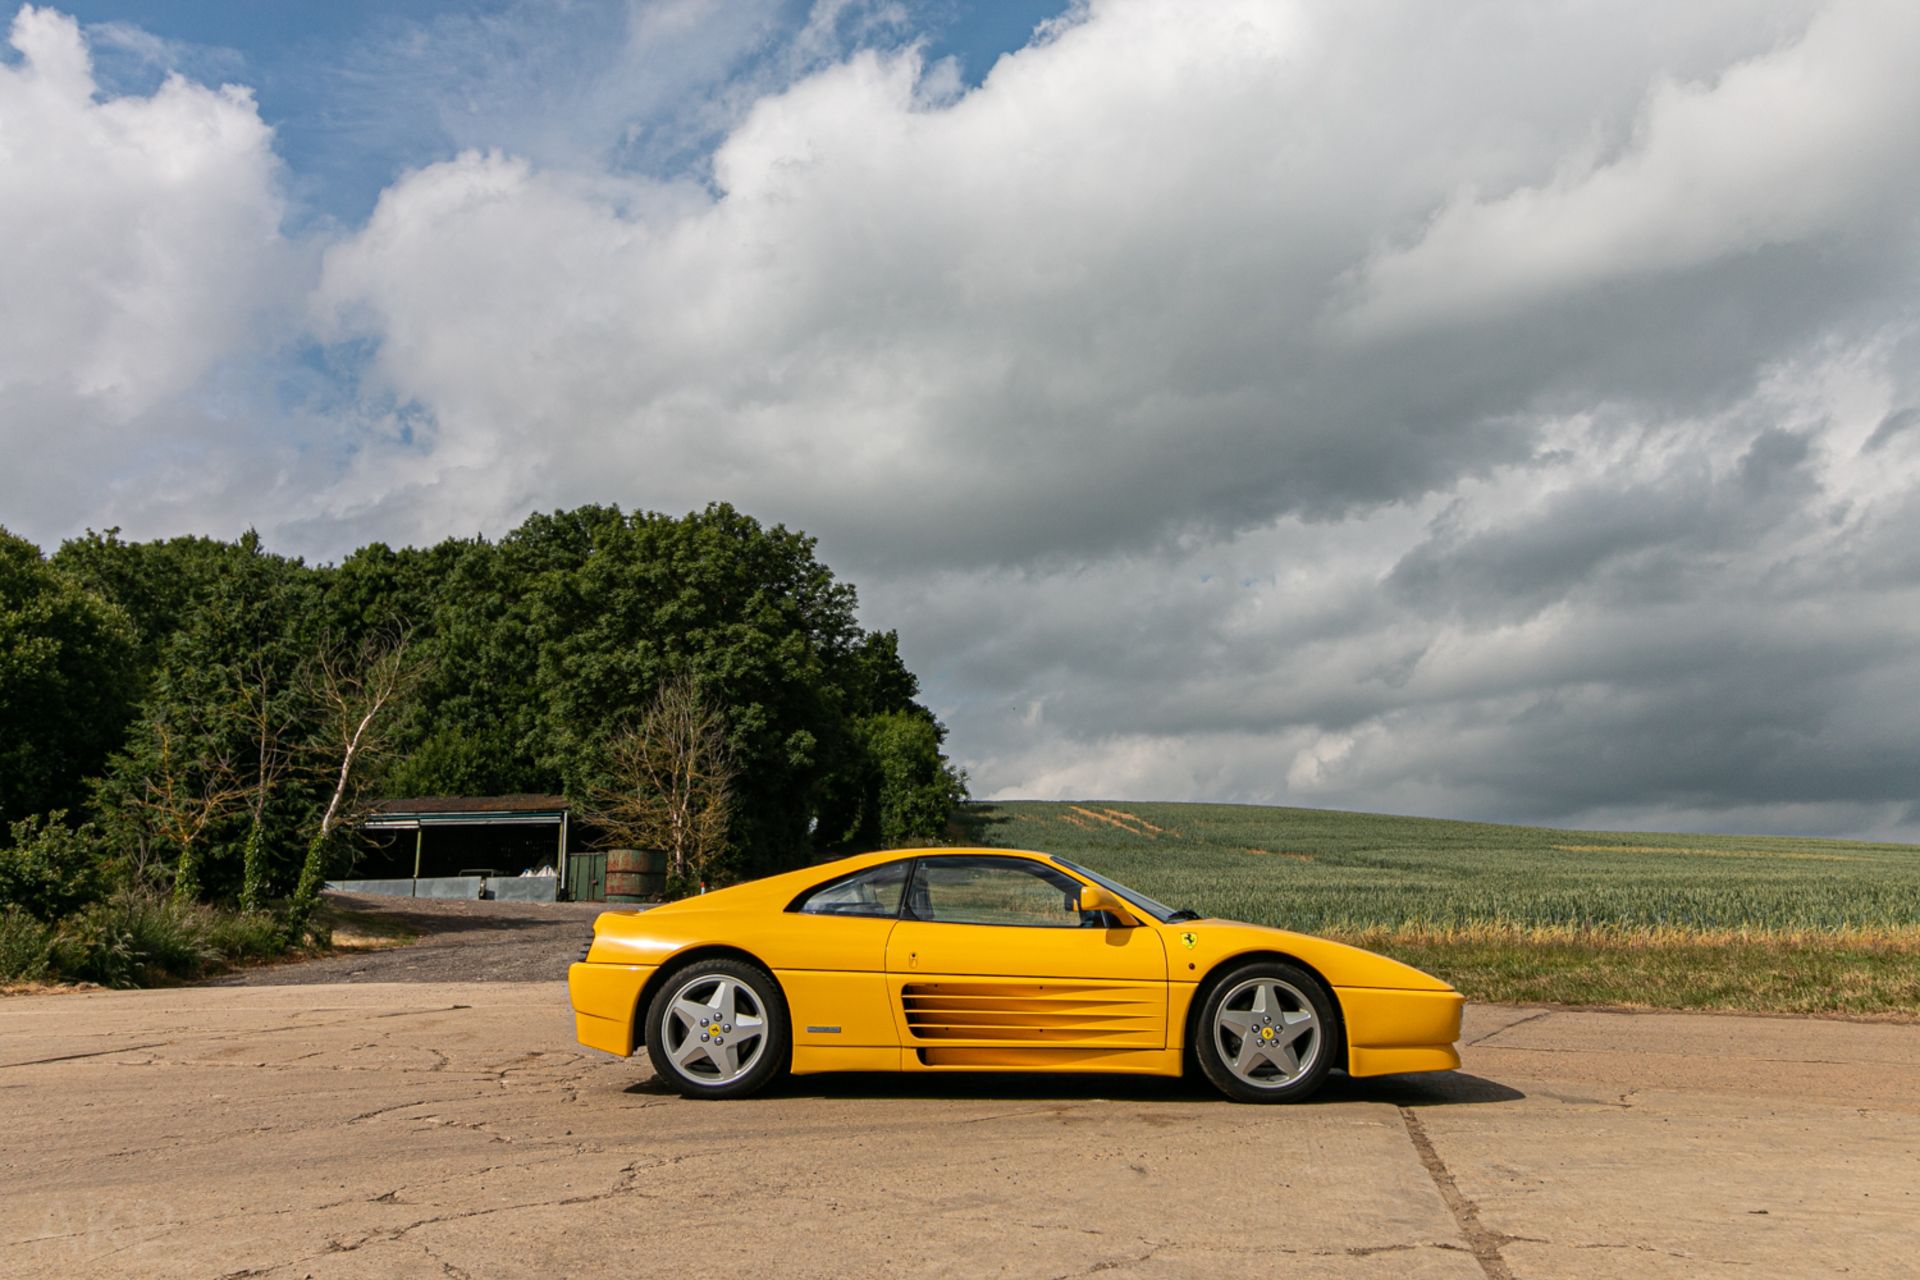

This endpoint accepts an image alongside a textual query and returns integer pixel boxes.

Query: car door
[884,854,1168,1051]
[766,858,913,1052]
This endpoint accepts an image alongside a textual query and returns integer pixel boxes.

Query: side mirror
[1076,884,1140,926]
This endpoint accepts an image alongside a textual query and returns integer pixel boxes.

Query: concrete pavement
[2,984,1915,1278]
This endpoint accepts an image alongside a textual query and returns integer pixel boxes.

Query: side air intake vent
[900,981,1157,1043]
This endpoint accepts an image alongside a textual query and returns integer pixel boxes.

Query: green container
[566,851,608,902]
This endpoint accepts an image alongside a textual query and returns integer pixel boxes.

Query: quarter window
[906,856,1089,928]
[793,860,911,918]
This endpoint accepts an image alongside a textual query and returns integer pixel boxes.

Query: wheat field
[953,801,1920,1014]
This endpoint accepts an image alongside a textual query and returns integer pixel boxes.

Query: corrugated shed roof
[372,794,569,815]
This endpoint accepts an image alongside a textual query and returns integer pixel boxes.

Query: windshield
[1049,855,1182,924]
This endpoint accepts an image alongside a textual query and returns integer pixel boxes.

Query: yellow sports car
[568,847,1462,1102]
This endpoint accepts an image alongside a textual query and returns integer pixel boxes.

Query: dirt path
[208,892,612,986]
[2,983,1915,1278]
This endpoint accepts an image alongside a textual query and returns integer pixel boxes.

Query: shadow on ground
[624,1068,1523,1107]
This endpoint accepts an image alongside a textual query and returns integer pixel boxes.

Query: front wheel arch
[1184,950,1346,1073]
[632,944,781,1048]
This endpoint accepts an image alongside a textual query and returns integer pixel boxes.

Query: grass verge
[1330,925,1920,1019]
[314,901,421,952]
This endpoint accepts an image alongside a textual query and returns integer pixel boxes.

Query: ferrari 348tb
[567,847,1462,1102]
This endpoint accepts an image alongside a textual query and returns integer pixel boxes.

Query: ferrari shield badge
[1180,931,1198,949]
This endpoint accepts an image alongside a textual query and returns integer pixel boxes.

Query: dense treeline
[0,503,964,983]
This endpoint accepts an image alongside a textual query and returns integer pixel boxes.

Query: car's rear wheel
[645,958,789,1099]
[1195,961,1336,1103]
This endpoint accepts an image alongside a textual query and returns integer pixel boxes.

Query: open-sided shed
[336,794,574,900]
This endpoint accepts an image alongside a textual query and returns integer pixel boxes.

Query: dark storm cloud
[1385,427,1824,624]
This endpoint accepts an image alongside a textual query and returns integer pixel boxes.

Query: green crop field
[954,801,1920,1016]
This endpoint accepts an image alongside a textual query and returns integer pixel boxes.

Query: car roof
[718,846,1065,904]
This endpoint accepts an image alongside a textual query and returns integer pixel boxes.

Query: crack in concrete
[0,1041,175,1070]
[347,1099,437,1125]
[26,1145,611,1259]
[418,1238,475,1279]
[1473,1042,1871,1069]
[957,1104,1083,1124]
[1342,1242,1432,1257]
[1572,1239,1749,1264]
[1466,1009,1552,1047]
[1043,1239,1477,1274]
[1051,1241,1164,1277]
[1399,1105,1515,1280]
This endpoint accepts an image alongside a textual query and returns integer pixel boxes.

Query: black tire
[644,958,790,1099]
[1193,960,1337,1103]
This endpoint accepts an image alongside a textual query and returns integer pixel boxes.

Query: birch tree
[286,631,425,931]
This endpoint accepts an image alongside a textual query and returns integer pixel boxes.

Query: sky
[3,0,1918,841]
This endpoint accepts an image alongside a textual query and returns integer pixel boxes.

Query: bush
[45,890,295,987]
[0,908,56,982]
[201,907,288,964]
[52,891,215,986]
[0,811,107,921]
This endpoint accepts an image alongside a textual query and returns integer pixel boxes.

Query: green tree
[0,812,107,921]
[54,528,248,691]
[857,711,969,847]
[506,503,872,875]
[92,532,317,905]
[17,505,962,901]
[0,528,139,826]
[358,535,551,797]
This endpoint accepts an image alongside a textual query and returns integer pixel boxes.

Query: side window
[793,861,911,918]
[907,857,1088,928]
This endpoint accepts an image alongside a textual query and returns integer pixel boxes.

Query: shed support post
[412,826,423,880]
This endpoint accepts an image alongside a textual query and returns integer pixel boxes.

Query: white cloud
[1337,0,1920,335]
[0,4,295,534]
[6,0,1920,837]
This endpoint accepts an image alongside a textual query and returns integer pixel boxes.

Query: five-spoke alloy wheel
[1194,961,1336,1103]
[646,958,789,1099]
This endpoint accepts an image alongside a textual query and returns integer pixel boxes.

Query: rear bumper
[568,961,653,1057]
[1336,986,1465,1078]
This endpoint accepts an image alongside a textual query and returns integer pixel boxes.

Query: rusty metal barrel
[605,848,667,901]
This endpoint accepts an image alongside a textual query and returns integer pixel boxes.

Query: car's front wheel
[645,958,789,1099]
[1194,961,1336,1103]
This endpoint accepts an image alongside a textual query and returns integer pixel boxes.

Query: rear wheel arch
[632,944,781,1048]
[1185,950,1347,1072]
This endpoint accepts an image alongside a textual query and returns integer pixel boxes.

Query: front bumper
[568,961,653,1057]
[1336,986,1465,1077]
